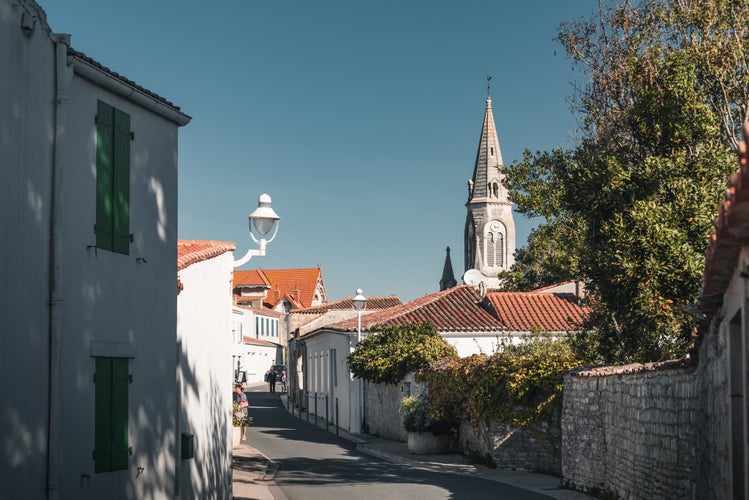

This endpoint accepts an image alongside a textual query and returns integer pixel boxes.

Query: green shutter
[94,357,114,472]
[94,357,129,473]
[112,110,131,255]
[111,358,129,470]
[95,101,114,251]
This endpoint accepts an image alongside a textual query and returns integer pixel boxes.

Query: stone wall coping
[567,358,693,377]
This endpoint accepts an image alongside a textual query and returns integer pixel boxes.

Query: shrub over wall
[347,322,457,384]
[419,333,582,456]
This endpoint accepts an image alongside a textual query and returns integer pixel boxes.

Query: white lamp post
[350,288,367,434]
[233,194,281,267]
[352,288,367,343]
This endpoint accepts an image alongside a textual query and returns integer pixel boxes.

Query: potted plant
[232,402,253,448]
[400,395,451,454]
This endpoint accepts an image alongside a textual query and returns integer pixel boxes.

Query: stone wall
[459,420,561,474]
[562,361,699,499]
[363,374,424,442]
[693,320,732,500]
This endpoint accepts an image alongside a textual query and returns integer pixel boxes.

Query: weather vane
[487,75,492,97]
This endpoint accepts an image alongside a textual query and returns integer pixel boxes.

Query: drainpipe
[47,32,72,500]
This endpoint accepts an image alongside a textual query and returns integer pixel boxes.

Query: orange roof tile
[233,268,325,309]
[233,269,271,288]
[242,337,279,347]
[484,292,589,332]
[235,305,283,319]
[177,240,236,271]
[295,296,402,314]
[702,123,749,304]
[322,285,504,333]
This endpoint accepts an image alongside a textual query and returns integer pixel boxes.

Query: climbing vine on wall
[419,333,582,453]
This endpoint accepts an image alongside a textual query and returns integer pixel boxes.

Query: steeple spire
[463,87,516,291]
[439,247,457,291]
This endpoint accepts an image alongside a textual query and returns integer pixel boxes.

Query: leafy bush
[347,322,457,384]
[400,394,454,434]
[419,333,582,451]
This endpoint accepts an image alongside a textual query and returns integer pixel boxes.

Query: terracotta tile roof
[233,268,325,309]
[484,292,589,332]
[177,240,236,271]
[242,337,279,347]
[701,123,749,306]
[295,296,402,315]
[322,285,504,333]
[235,305,283,319]
[233,270,271,288]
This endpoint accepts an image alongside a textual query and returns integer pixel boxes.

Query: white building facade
[1,3,190,498]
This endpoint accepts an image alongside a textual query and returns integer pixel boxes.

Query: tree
[502,0,748,363]
[347,323,457,384]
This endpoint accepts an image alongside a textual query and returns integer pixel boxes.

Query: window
[487,233,495,267]
[94,357,130,472]
[95,101,131,255]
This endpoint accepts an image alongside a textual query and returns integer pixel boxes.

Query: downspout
[48,33,72,500]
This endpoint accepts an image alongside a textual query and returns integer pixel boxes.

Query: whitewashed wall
[177,252,234,500]
[1,3,188,498]
[304,331,356,432]
[0,3,56,498]
[231,307,281,385]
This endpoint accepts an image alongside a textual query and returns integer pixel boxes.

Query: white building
[1,2,190,498]
[231,305,283,385]
[298,285,589,433]
[176,240,236,499]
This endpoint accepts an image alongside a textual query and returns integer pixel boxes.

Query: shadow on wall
[178,339,232,500]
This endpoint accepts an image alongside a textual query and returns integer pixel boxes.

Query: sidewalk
[232,387,595,500]
[232,382,279,500]
[231,440,276,500]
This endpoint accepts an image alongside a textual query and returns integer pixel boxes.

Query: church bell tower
[463,90,515,290]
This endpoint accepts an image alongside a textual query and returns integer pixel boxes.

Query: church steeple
[464,86,516,291]
[439,247,457,291]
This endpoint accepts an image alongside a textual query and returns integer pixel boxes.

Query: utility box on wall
[181,432,194,460]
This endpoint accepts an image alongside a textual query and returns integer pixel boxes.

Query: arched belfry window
[484,221,505,268]
[487,233,495,267]
[496,233,504,267]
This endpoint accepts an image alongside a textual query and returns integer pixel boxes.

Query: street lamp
[352,288,367,343]
[233,194,281,268]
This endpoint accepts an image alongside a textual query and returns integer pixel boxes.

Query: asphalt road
[246,390,553,500]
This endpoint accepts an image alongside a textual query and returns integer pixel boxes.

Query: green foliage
[419,334,582,451]
[347,323,457,384]
[502,0,746,363]
[400,394,453,433]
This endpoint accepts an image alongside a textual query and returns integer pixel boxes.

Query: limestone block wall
[460,420,561,474]
[562,361,699,499]
[693,323,732,500]
[363,375,424,442]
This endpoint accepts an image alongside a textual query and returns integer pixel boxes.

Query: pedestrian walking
[268,370,277,393]
[281,369,287,392]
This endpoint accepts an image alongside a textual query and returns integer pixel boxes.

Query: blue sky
[43,1,598,302]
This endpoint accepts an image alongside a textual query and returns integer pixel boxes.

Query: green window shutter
[111,358,130,470]
[94,357,130,473]
[94,357,114,473]
[112,110,131,255]
[95,101,114,251]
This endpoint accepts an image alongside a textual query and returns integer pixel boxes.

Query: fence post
[314,393,318,427]
[306,392,310,423]
[335,397,339,437]
[325,394,329,431]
